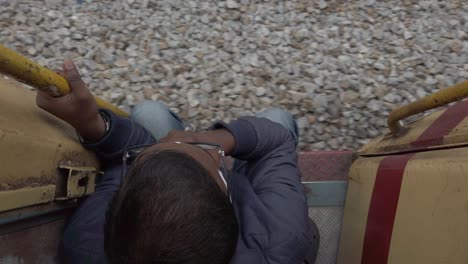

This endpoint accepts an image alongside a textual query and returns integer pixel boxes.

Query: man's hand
[36,60,106,141]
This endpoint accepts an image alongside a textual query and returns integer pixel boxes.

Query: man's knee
[131,100,170,121]
[257,108,294,127]
[257,108,298,145]
[131,100,185,140]
[262,108,292,119]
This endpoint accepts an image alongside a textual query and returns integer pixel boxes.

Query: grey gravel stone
[255,87,266,97]
[425,76,439,85]
[27,47,37,56]
[374,63,386,70]
[318,1,328,10]
[404,31,413,40]
[373,30,384,40]
[367,100,381,112]
[226,0,239,9]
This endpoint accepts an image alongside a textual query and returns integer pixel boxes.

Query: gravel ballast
[1,0,467,150]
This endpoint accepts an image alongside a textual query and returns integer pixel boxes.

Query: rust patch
[0,173,55,192]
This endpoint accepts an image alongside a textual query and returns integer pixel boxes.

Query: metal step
[300,151,354,264]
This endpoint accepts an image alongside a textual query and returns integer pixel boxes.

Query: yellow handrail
[0,44,129,117]
[388,80,468,134]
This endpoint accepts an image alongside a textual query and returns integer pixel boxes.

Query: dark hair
[105,150,238,264]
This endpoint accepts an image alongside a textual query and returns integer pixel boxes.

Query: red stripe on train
[361,153,414,264]
[411,100,468,148]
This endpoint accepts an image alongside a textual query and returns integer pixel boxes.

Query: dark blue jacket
[61,110,312,264]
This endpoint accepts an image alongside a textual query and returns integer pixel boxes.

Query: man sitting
[36,60,318,263]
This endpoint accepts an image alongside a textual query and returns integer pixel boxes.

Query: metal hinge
[55,165,102,201]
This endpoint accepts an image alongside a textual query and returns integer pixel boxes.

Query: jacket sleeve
[213,117,312,262]
[83,109,156,163]
[212,116,294,160]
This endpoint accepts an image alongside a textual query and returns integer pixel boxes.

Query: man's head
[105,142,238,264]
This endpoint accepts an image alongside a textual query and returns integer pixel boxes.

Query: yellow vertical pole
[0,44,129,117]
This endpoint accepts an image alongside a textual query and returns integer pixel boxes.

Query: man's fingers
[36,89,70,105]
[36,90,54,110]
[63,60,88,97]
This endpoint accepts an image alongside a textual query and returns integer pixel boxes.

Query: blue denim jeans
[131,101,299,146]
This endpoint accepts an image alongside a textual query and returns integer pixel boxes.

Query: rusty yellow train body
[0,76,99,262]
[0,47,468,263]
[339,99,468,263]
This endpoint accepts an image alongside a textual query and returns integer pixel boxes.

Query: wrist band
[99,112,111,133]
[78,112,111,143]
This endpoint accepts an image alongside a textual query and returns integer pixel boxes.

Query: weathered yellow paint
[388,148,468,264]
[0,185,55,212]
[337,156,384,264]
[444,115,468,145]
[0,44,128,117]
[339,148,468,264]
[0,76,99,211]
[388,80,468,134]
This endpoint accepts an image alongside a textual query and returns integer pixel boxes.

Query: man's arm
[36,60,156,263]
[36,60,155,162]
[213,117,312,262]
[83,109,155,161]
[211,116,293,160]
